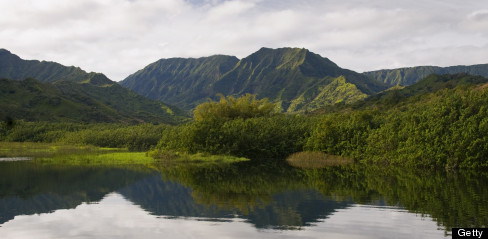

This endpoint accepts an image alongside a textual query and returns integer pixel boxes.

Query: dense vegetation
[121,47,387,112]
[153,94,313,159]
[0,121,169,151]
[150,74,488,169]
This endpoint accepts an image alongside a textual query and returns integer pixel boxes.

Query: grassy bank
[0,142,248,166]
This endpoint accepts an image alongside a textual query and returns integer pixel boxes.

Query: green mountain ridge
[0,49,96,83]
[312,73,488,115]
[363,64,488,86]
[0,49,188,124]
[0,78,186,124]
[121,55,239,110]
[121,47,388,112]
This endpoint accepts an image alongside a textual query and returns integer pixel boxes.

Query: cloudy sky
[1,0,487,81]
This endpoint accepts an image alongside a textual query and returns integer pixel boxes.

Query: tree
[193,94,277,121]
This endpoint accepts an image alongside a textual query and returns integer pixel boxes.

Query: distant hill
[0,78,187,124]
[0,49,95,83]
[121,55,240,110]
[316,73,488,113]
[121,47,388,112]
[363,64,488,86]
[0,49,188,124]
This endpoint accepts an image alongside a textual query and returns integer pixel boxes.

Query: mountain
[363,64,488,86]
[121,55,239,110]
[0,49,95,83]
[0,49,188,124]
[0,78,187,124]
[121,47,388,112]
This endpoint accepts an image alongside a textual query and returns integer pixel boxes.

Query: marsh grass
[286,151,353,168]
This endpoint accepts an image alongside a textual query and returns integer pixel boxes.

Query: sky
[1,0,487,81]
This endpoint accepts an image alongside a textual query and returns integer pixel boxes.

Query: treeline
[0,121,168,151]
[153,78,488,169]
[2,74,488,168]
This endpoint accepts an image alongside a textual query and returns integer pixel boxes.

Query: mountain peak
[121,47,388,112]
[241,47,311,71]
[255,47,308,53]
[0,48,12,54]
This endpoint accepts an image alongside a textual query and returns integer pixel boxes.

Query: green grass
[35,152,154,166]
[0,142,120,158]
[0,142,151,165]
[0,142,248,167]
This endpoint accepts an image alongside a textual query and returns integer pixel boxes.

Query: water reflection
[0,161,150,224]
[0,193,445,239]
[0,159,486,238]
[118,175,351,229]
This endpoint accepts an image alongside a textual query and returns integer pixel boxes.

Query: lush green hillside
[0,78,187,124]
[121,55,240,110]
[0,49,94,83]
[355,73,488,110]
[0,49,188,124]
[311,73,488,114]
[121,47,388,112]
[363,64,488,86]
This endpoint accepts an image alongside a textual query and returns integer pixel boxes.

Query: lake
[0,158,486,238]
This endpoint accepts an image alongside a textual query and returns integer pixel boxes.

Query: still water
[0,159,486,238]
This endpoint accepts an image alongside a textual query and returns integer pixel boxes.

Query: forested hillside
[121,47,388,112]
[0,78,186,124]
[0,49,188,124]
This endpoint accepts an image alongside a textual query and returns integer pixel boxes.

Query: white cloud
[1,0,487,80]
[205,0,257,22]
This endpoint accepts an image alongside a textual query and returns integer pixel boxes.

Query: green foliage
[0,122,170,151]
[305,111,380,158]
[305,75,488,168]
[287,76,368,112]
[193,94,276,121]
[155,114,313,159]
[151,74,488,168]
[361,87,488,168]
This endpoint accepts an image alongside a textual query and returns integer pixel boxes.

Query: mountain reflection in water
[0,159,486,238]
